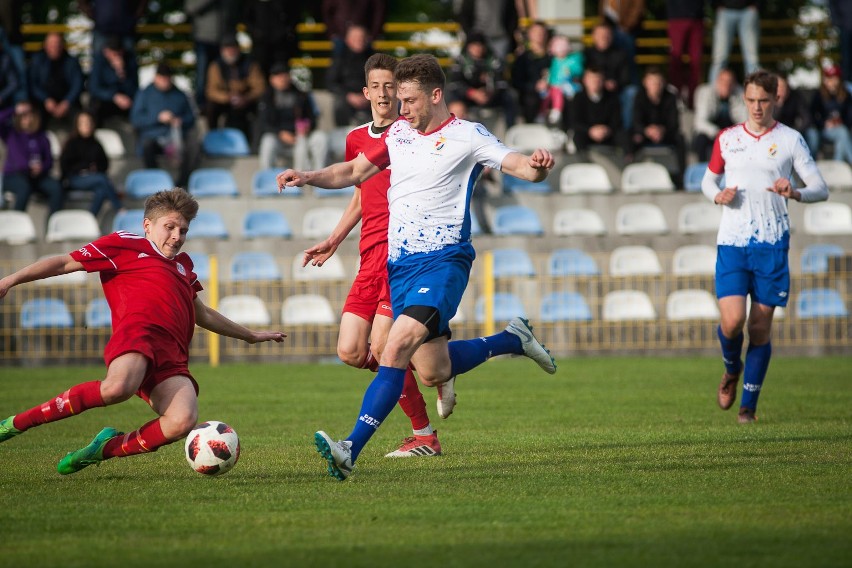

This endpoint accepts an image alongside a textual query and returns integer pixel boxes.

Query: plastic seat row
[185,251,347,282]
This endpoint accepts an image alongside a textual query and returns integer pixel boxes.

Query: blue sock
[345,366,406,462]
[448,331,522,376]
[741,342,771,411]
[717,326,744,375]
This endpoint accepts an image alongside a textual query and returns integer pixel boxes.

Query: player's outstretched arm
[0,254,83,299]
[194,297,286,344]
[303,187,363,267]
[499,148,555,182]
[277,153,380,192]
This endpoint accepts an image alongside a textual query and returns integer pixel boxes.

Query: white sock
[413,425,433,436]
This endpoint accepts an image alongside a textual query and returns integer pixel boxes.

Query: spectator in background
[256,62,328,171]
[583,21,635,130]
[692,67,746,161]
[28,33,84,129]
[243,0,304,77]
[628,67,685,174]
[599,0,646,86]
[666,0,706,109]
[204,34,266,139]
[131,63,198,188]
[0,37,20,113]
[571,66,625,157]
[511,21,552,124]
[809,64,852,163]
[59,110,124,217]
[326,25,375,127]
[0,102,63,217]
[775,73,817,155]
[708,0,760,84]
[541,34,583,128]
[322,0,386,54]
[829,0,852,91]
[79,0,148,56]
[88,35,139,126]
[0,3,27,103]
[448,30,517,128]
[185,0,239,109]
[456,0,518,60]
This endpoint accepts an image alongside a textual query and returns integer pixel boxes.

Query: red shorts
[104,325,199,405]
[342,246,393,322]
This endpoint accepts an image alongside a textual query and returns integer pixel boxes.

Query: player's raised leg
[716,295,747,411]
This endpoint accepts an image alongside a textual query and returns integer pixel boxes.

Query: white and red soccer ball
[185,421,240,476]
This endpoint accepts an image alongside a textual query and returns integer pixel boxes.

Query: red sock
[102,418,171,459]
[397,367,430,431]
[359,349,380,372]
[12,381,105,431]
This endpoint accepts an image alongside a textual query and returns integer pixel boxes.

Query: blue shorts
[388,243,475,336]
[715,245,790,307]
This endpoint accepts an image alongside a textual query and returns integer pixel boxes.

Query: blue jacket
[130,83,195,146]
[0,51,19,109]
[89,50,138,103]
[28,51,84,105]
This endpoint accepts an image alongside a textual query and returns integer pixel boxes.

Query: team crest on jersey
[176,263,187,276]
[768,143,778,158]
[434,135,446,151]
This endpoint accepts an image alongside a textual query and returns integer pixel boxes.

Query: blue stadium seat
[539,291,593,322]
[547,249,600,277]
[252,168,302,197]
[491,248,536,277]
[20,298,73,329]
[112,209,145,234]
[188,168,239,198]
[492,205,544,236]
[475,292,526,322]
[502,174,551,194]
[684,162,726,192]
[186,252,211,280]
[230,251,282,281]
[202,128,250,156]
[125,169,174,199]
[84,298,112,328]
[796,288,848,318]
[187,211,229,239]
[800,243,845,274]
[243,210,293,239]
[313,186,356,198]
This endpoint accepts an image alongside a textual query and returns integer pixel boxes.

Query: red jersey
[70,231,203,364]
[346,121,391,260]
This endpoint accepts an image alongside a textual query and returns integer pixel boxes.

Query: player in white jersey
[701,70,828,423]
[278,54,557,480]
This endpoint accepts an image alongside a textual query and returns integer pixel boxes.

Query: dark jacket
[130,83,196,144]
[321,0,386,40]
[573,89,623,135]
[511,50,552,95]
[28,50,84,105]
[829,0,852,30]
[666,0,706,19]
[583,45,630,92]
[775,88,814,133]
[89,50,139,102]
[79,0,148,36]
[632,86,680,141]
[0,51,18,109]
[256,84,317,135]
[326,44,374,96]
[59,136,109,180]
[810,89,852,130]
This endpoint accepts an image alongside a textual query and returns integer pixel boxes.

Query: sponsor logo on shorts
[380,303,392,311]
[418,287,430,293]
[778,291,787,297]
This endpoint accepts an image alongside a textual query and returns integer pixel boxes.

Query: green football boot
[0,416,22,443]
[57,427,122,475]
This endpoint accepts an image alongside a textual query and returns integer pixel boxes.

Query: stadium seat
[218,294,272,326]
[602,290,657,321]
[188,168,239,198]
[475,292,526,322]
[187,210,229,239]
[539,291,593,322]
[678,202,722,234]
[504,123,564,153]
[313,185,356,198]
[796,288,848,319]
[559,162,615,194]
[252,168,302,197]
[282,294,337,325]
[291,253,346,281]
[609,245,662,276]
[621,162,675,193]
[683,162,708,192]
[202,128,250,156]
[125,169,174,199]
[800,243,845,274]
[229,251,282,281]
[553,208,607,236]
[672,245,717,276]
[816,159,852,192]
[302,207,350,239]
[113,209,145,234]
[470,210,483,236]
[34,255,87,285]
[503,173,551,193]
[242,210,293,239]
[20,298,74,329]
[548,248,601,277]
[327,126,352,160]
[666,289,720,321]
[46,210,101,243]
[491,248,536,277]
[614,203,669,235]
[0,211,37,244]
[186,251,211,280]
[94,128,127,159]
[84,298,112,328]
[803,202,852,235]
[46,130,61,158]
[491,205,544,236]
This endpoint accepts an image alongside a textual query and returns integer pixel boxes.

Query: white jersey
[704,121,827,248]
[365,115,512,262]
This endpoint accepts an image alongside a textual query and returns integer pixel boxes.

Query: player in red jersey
[302,54,447,458]
[0,188,285,474]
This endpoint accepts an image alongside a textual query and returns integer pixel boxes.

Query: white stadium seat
[609,245,663,276]
[816,159,852,191]
[0,211,37,244]
[553,208,607,236]
[803,202,852,235]
[666,289,720,321]
[504,124,564,153]
[603,290,657,321]
[218,295,272,326]
[559,162,615,194]
[621,162,675,193]
[302,207,352,239]
[615,203,669,235]
[672,245,717,276]
[678,202,722,234]
[291,253,347,281]
[46,210,101,243]
[282,294,337,325]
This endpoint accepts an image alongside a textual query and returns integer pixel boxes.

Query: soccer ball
[184,421,240,476]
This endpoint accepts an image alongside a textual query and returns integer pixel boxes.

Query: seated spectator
[775,72,817,155]
[28,32,84,128]
[511,21,552,124]
[0,102,63,216]
[204,34,265,140]
[59,110,124,216]
[571,66,625,156]
[628,66,685,173]
[88,35,139,126]
[326,25,375,127]
[691,67,746,161]
[0,36,20,112]
[0,6,28,103]
[541,34,583,128]
[256,62,329,171]
[448,30,517,128]
[809,63,852,163]
[131,63,197,187]
[583,21,635,131]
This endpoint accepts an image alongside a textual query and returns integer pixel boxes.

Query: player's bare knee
[337,346,366,368]
[98,379,136,404]
[165,410,198,439]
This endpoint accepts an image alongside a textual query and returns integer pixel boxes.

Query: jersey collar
[742,120,778,140]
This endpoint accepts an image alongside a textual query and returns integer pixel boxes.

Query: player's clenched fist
[529,149,555,170]
[277,169,306,191]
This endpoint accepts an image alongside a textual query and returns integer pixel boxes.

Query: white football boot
[314,431,353,481]
[505,317,557,374]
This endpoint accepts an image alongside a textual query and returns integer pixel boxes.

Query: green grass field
[1,356,850,568]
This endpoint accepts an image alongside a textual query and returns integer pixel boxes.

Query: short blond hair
[144,188,199,223]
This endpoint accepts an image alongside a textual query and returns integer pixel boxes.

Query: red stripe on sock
[397,368,430,431]
[103,418,170,459]
[13,381,105,431]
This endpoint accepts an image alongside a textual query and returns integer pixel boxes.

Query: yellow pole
[482,251,495,336]
[207,255,219,367]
